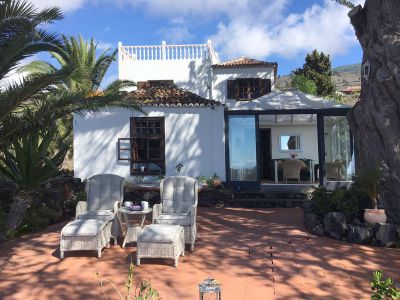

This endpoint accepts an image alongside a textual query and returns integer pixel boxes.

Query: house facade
[73,41,353,190]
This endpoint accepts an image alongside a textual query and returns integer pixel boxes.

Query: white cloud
[210,0,358,59]
[158,18,194,44]
[34,0,90,12]
[96,41,113,51]
[33,0,363,60]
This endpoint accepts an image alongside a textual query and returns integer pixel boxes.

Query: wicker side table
[117,208,152,248]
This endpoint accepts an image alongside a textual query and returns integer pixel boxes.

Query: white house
[73,41,353,190]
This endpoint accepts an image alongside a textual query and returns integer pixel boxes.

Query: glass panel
[279,135,301,151]
[324,116,353,181]
[228,115,257,181]
[149,140,161,148]
[149,149,161,160]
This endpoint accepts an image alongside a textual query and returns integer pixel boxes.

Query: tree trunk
[347,1,400,224]
[0,190,33,241]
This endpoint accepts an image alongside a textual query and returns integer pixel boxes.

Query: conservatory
[224,90,354,190]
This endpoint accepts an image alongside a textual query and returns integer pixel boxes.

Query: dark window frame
[130,117,165,175]
[227,78,271,100]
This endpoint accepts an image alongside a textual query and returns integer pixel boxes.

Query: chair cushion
[87,174,124,211]
[78,210,115,222]
[62,219,106,237]
[154,213,191,226]
[138,224,182,243]
[161,176,196,214]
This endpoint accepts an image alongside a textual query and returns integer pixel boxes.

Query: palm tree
[0,1,142,240]
[0,0,70,145]
[21,35,117,93]
[19,34,140,158]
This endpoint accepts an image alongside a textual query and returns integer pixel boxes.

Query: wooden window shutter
[227,80,237,99]
[260,79,272,96]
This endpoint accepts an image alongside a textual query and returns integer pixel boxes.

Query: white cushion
[154,213,191,226]
[62,219,106,237]
[138,225,183,243]
[78,210,115,221]
[161,176,196,214]
[86,174,124,210]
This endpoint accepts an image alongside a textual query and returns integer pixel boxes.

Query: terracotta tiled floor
[0,208,399,300]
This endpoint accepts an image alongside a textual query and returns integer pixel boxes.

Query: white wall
[73,106,226,181]
[212,66,275,104]
[260,124,319,163]
[119,59,211,99]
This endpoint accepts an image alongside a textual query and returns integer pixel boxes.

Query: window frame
[278,134,302,152]
[227,78,271,100]
[130,117,166,175]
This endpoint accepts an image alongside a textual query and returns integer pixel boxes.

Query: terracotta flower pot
[364,209,387,224]
[212,179,222,187]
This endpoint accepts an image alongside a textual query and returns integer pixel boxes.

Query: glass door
[324,116,353,181]
[227,115,259,189]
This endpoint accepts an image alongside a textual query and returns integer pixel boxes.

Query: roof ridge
[127,85,220,107]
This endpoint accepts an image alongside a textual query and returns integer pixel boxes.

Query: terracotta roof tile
[126,84,220,107]
[212,57,278,69]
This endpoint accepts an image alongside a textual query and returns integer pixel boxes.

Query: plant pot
[364,209,387,224]
[212,179,222,187]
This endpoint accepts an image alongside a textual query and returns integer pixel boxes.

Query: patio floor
[0,207,399,299]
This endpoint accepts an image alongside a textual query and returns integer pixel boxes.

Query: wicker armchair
[326,161,344,180]
[76,174,125,243]
[152,176,198,251]
[280,159,307,183]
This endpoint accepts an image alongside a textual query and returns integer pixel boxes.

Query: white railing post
[118,41,122,61]
[161,41,166,60]
[309,161,314,183]
[274,160,279,183]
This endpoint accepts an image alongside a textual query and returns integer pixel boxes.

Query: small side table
[117,208,152,248]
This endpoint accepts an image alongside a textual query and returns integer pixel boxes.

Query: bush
[311,186,363,221]
[19,205,61,233]
[371,271,400,300]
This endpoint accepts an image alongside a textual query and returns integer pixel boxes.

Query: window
[227,78,271,100]
[137,80,174,89]
[130,117,165,175]
[279,135,301,152]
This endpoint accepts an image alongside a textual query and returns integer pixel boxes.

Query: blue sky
[35,0,363,82]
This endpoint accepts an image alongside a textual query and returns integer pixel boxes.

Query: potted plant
[196,176,208,188]
[212,173,222,187]
[357,164,387,224]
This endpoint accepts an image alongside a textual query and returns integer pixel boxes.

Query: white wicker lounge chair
[75,174,125,244]
[152,176,198,251]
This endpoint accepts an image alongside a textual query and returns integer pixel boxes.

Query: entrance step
[232,190,312,208]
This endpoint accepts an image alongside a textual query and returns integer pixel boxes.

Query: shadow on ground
[0,208,399,300]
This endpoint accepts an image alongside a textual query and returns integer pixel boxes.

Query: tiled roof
[126,84,220,107]
[212,57,278,69]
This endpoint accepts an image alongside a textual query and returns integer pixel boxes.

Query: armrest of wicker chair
[190,205,197,227]
[152,203,162,223]
[75,201,87,219]
[113,200,121,213]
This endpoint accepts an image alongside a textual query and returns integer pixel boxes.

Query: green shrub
[371,271,400,300]
[19,206,61,233]
[311,186,362,221]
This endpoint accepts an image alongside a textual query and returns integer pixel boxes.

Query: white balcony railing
[118,40,219,63]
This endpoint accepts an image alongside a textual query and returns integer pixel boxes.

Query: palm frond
[333,0,356,9]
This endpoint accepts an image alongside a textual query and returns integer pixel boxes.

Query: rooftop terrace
[118,40,220,63]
